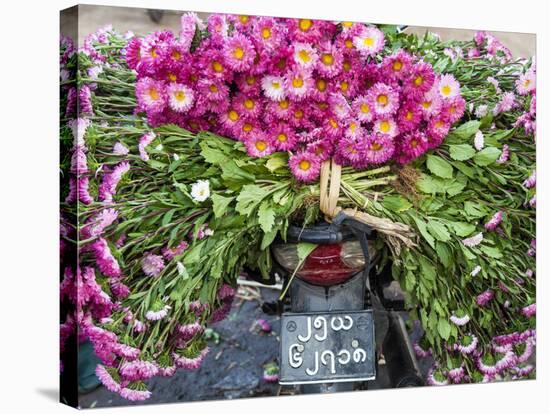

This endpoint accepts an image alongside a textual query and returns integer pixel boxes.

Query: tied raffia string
[319,159,416,254]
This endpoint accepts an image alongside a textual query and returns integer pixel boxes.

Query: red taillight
[272,241,367,286]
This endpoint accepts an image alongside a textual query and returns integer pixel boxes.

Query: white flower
[173,153,180,161]
[113,142,129,155]
[462,232,483,247]
[176,261,188,279]
[450,314,470,326]
[475,104,488,118]
[437,74,460,99]
[261,75,286,101]
[191,180,210,202]
[204,228,214,237]
[474,131,484,151]
[470,265,482,277]
[155,144,163,151]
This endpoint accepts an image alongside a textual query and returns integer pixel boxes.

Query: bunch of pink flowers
[126,14,464,182]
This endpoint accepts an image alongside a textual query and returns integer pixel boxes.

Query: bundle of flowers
[60,15,536,400]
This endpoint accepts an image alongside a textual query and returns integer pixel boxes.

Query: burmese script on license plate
[279,310,376,385]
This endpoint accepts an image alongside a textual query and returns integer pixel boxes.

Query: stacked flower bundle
[60,14,536,401]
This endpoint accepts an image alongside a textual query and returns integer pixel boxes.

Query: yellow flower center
[228,109,239,121]
[377,94,388,106]
[233,47,245,60]
[524,79,531,87]
[246,75,256,85]
[298,49,311,63]
[321,53,334,65]
[379,121,391,133]
[421,100,431,109]
[244,98,255,109]
[345,39,353,49]
[441,85,452,96]
[371,142,382,151]
[255,140,267,151]
[364,37,374,47]
[340,81,349,92]
[262,27,272,39]
[316,79,327,92]
[148,88,159,101]
[435,120,444,129]
[239,15,249,24]
[343,60,351,71]
[209,84,218,93]
[318,102,328,110]
[414,75,424,86]
[279,99,289,109]
[294,109,304,119]
[243,123,253,132]
[172,50,181,61]
[277,133,287,142]
[168,73,177,82]
[406,111,414,120]
[392,60,403,71]
[360,103,370,113]
[212,61,224,73]
[292,77,304,88]
[299,19,313,32]
[411,139,418,148]
[449,106,456,114]
[299,160,311,170]
[329,118,338,129]
[342,21,353,27]
[174,90,186,102]
[349,122,357,132]
[151,48,158,59]
[190,74,198,82]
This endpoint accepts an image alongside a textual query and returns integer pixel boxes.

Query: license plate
[279,310,376,385]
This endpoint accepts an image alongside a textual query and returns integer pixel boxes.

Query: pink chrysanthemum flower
[441,95,466,123]
[364,134,395,165]
[344,119,364,139]
[287,18,323,43]
[337,136,364,167]
[529,194,536,208]
[368,83,400,117]
[397,102,422,133]
[284,68,313,101]
[494,92,516,115]
[485,211,504,231]
[516,70,536,95]
[244,132,274,158]
[234,93,262,119]
[178,322,204,341]
[180,12,203,51]
[289,151,321,183]
[145,304,171,321]
[253,16,285,51]
[161,241,189,261]
[353,26,385,57]
[515,338,536,364]
[396,131,428,164]
[381,49,413,81]
[437,74,461,99]
[447,365,465,383]
[142,253,165,277]
[352,95,374,123]
[426,367,448,386]
[81,208,118,239]
[92,238,121,277]
[261,75,286,101]
[207,14,230,43]
[223,33,256,72]
[172,347,210,370]
[373,118,399,138]
[413,343,432,358]
[450,313,470,326]
[521,303,536,318]
[513,364,535,378]
[496,144,509,164]
[136,77,166,114]
[138,131,156,162]
[67,176,93,204]
[70,147,88,174]
[456,334,478,355]
[292,42,319,69]
[523,170,536,188]
[219,107,242,131]
[166,83,194,113]
[307,139,334,162]
[79,85,94,115]
[266,98,293,121]
[328,93,352,120]
[474,131,484,151]
[119,387,152,402]
[427,117,451,143]
[69,118,90,148]
[271,124,297,151]
[404,61,436,98]
[420,89,443,119]
[120,360,159,382]
[316,41,343,78]
[476,289,494,306]
[124,37,143,70]
[463,232,483,247]
[95,365,121,393]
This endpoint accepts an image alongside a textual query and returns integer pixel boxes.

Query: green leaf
[220,161,255,190]
[183,243,203,265]
[235,184,268,216]
[427,155,453,179]
[451,222,476,237]
[435,242,452,268]
[427,220,451,242]
[449,144,476,161]
[261,227,279,250]
[297,242,317,262]
[383,195,412,213]
[265,152,288,172]
[419,256,436,281]
[446,177,467,197]
[417,174,446,194]
[452,120,481,140]
[473,147,501,166]
[257,201,276,233]
[480,246,503,259]
[211,194,234,218]
[161,209,176,227]
[464,201,487,218]
[438,318,452,341]
[411,215,435,249]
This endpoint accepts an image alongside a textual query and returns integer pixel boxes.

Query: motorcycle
[257,211,424,393]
